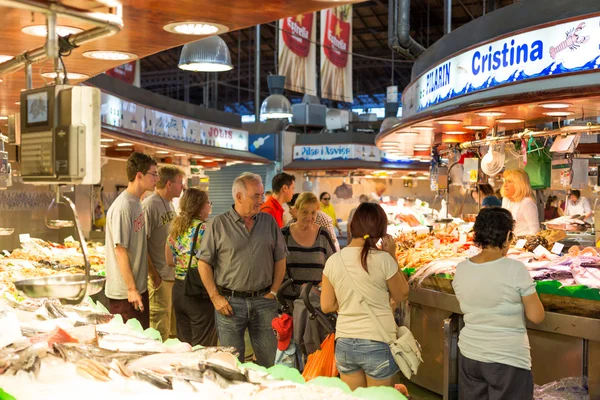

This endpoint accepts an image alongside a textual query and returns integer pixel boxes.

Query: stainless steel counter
[407,287,600,399]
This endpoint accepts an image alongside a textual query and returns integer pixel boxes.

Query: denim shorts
[335,338,399,380]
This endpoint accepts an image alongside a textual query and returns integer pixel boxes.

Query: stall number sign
[416,15,600,111]
[293,144,380,161]
[100,92,249,151]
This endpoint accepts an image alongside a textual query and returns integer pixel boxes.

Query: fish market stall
[392,227,600,398]
[376,1,600,397]
[0,295,407,400]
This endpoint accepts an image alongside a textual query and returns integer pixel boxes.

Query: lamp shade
[260,94,293,119]
[178,36,233,72]
[379,117,401,133]
[260,75,292,119]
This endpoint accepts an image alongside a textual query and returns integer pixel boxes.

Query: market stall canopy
[377,7,600,147]
[0,0,358,118]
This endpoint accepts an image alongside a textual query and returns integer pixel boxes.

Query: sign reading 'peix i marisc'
[293,144,380,161]
[416,15,600,111]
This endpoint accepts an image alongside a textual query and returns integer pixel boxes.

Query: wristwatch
[269,290,277,298]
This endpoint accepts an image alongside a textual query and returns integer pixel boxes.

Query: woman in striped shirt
[281,192,337,299]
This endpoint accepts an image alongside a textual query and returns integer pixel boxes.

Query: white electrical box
[326,109,351,131]
[551,158,589,190]
[20,85,101,185]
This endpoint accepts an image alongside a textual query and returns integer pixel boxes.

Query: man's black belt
[218,286,270,298]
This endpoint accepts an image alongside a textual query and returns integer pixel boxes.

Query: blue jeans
[335,338,399,380]
[215,295,278,367]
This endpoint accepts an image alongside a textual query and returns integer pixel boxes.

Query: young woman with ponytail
[321,202,409,391]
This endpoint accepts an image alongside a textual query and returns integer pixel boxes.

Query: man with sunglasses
[105,152,158,329]
[320,192,341,237]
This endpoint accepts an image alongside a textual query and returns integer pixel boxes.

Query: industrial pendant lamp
[178,36,233,72]
[260,75,293,119]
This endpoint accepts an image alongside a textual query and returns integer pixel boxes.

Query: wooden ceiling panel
[0,0,361,116]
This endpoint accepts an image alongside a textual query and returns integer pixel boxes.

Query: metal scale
[13,83,105,304]
[7,1,123,304]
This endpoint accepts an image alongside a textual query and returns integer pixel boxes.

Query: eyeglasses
[208,201,213,206]
[146,172,158,177]
[322,197,331,201]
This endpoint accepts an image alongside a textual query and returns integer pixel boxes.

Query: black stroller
[276,279,336,371]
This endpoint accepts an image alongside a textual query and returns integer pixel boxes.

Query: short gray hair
[232,172,263,199]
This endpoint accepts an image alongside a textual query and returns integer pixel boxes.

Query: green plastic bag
[524,138,551,189]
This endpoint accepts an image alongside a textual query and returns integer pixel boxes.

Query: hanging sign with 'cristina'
[416,15,600,111]
[320,5,353,102]
[279,13,317,96]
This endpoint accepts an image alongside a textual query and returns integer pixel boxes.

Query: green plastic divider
[535,280,600,302]
[354,386,407,400]
[307,377,351,393]
[402,268,600,301]
[0,389,16,400]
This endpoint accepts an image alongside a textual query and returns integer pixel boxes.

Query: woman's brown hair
[348,202,388,272]
[169,188,209,239]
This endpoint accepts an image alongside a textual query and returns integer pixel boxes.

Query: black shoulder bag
[183,222,209,298]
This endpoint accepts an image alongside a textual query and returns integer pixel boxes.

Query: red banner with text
[320,6,353,102]
[278,13,317,96]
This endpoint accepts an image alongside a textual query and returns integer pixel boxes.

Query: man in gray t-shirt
[105,152,158,329]
[143,165,184,340]
[198,172,288,367]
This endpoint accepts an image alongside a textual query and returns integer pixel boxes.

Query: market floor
[400,379,442,400]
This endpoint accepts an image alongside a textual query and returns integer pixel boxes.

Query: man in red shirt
[261,172,295,227]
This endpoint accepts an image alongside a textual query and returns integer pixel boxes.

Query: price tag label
[433,239,441,249]
[452,243,458,254]
[64,236,75,243]
[19,233,30,243]
[0,310,22,349]
[459,233,467,244]
[533,245,552,258]
[2,250,10,256]
[515,239,527,249]
[551,242,565,255]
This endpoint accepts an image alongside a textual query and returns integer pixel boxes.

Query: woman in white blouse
[501,169,540,236]
[564,190,593,224]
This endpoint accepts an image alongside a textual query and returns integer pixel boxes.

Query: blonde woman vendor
[501,169,540,236]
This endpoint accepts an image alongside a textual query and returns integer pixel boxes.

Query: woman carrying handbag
[166,188,217,346]
[321,202,411,393]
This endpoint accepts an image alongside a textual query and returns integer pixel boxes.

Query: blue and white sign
[293,144,380,161]
[249,134,277,160]
[416,15,600,111]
